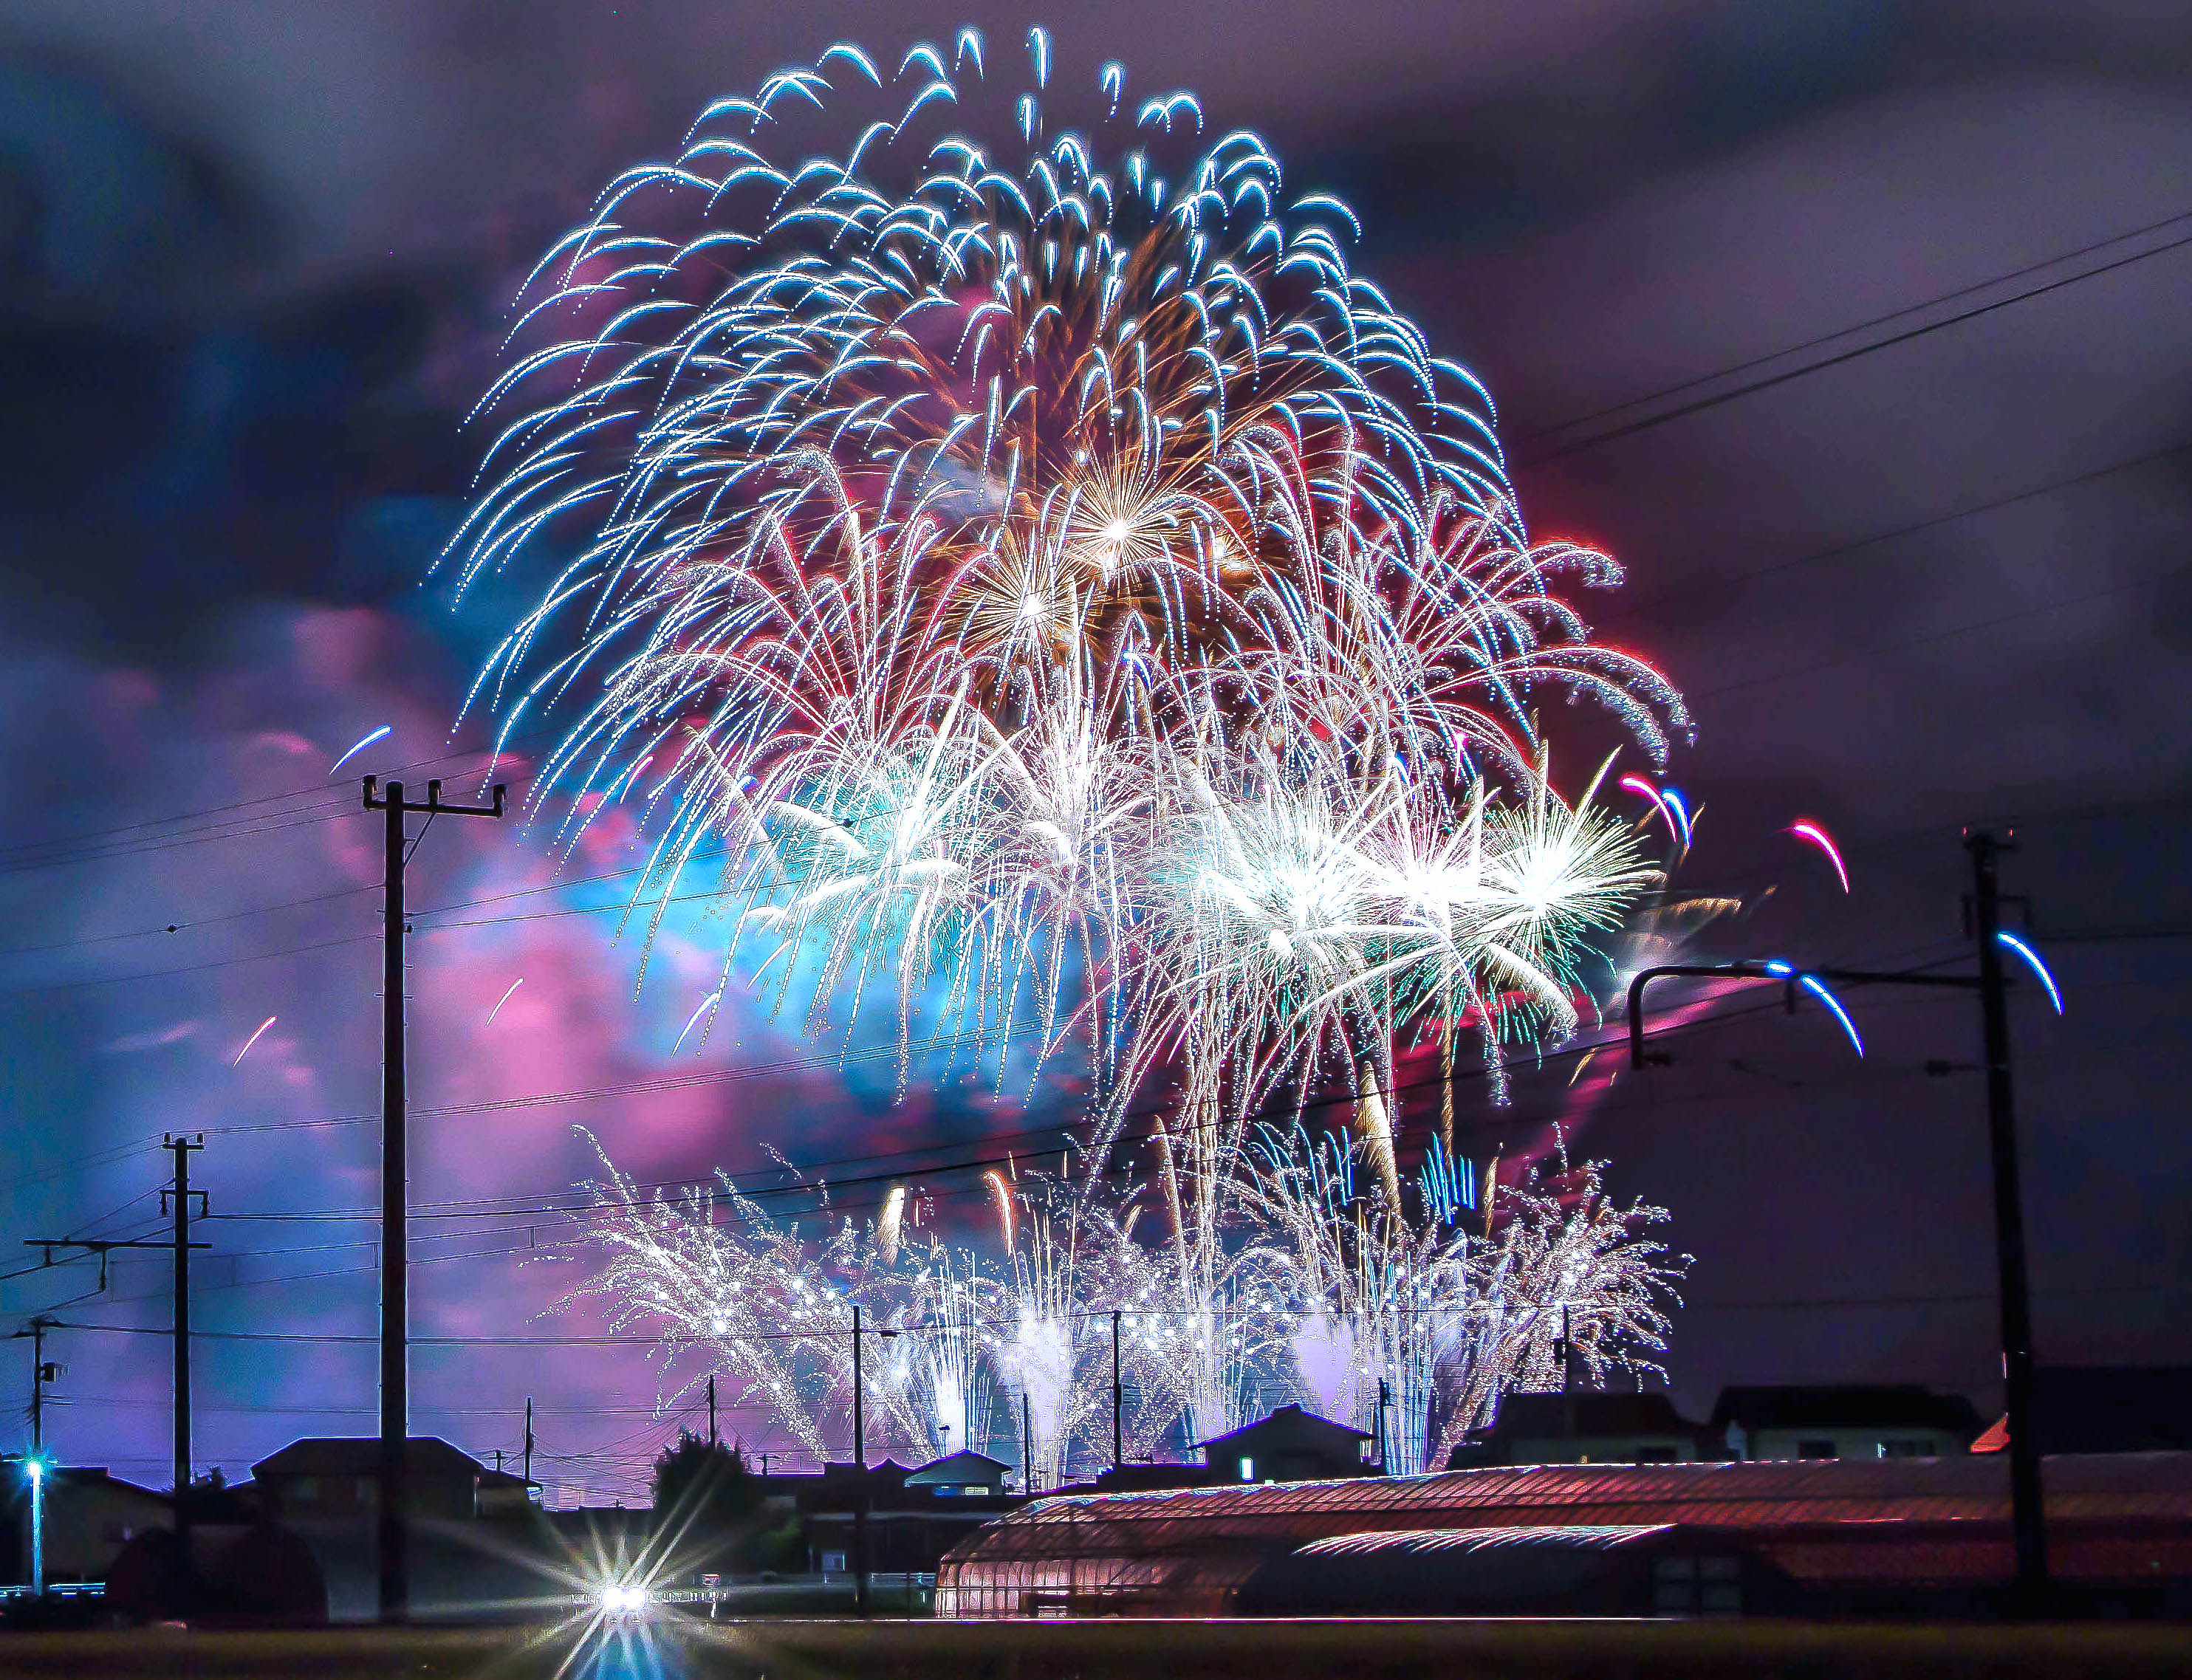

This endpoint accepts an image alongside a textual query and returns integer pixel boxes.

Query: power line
[0,885,375,961]
[188,979,1964,1233]
[1521,205,2192,444]
[1520,219,2192,462]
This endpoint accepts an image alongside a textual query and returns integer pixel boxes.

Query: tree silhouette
[650,1430,758,1531]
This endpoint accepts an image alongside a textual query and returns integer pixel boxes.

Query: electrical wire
[1521,221,2192,462]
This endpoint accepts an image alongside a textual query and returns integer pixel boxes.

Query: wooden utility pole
[1626,832,2053,1612]
[851,1303,869,1616]
[17,1317,58,1597]
[1111,1311,1123,1470]
[26,1148,207,1526]
[15,1317,58,1456]
[707,1375,718,1449]
[362,775,506,1624]
[164,1134,205,1529]
[1969,831,2047,1607]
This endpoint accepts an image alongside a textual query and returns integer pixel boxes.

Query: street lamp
[1623,832,2055,1612]
[24,1456,46,1595]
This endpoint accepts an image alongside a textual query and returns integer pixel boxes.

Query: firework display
[453,27,1683,1122]
[571,1132,1684,1481]
[459,29,1699,1473]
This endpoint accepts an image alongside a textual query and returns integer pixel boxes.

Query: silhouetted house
[252,1437,493,1521]
[1089,1462,1213,1493]
[802,1458,1030,1575]
[0,1463,169,1584]
[1710,1385,1980,1462]
[251,1439,557,1622]
[1197,1405,1376,1484]
[905,1450,1012,1496]
[476,1466,541,1516]
[1973,1367,2192,1456]
[1448,1391,1720,1467]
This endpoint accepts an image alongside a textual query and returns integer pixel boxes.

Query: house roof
[252,1437,485,1479]
[1485,1391,1700,1439]
[476,1468,539,1490]
[816,1458,910,1487]
[1197,1404,1371,1452]
[44,1467,170,1504]
[1708,1385,1982,1436]
[907,1450,1009,1483]
[945,1451,2192,1564]
[942,1456,2192,1618]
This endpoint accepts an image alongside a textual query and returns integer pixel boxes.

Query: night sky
[2,1,2188,1503]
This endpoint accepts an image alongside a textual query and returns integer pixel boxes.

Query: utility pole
[1377,1378,1393,1475]
[707,1375,718,1450]
[27,1154,208,1525]
[850,1303,868,1616]
[522,1397,534,1493]
[1626,833,2053,1611]
[1556,1303,1576,1444]
[14,1317,58,1593]
[164,1134,205,1534]
[17,1317,58,1456]
[1970,831,2047,1607]
[1021,1390,1034,1493]
[363,775,505,1625]
[1110,1310,1123,1471]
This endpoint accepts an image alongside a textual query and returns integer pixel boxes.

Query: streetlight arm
[1626,964,1774,1069]
[1628,962,1984,1068]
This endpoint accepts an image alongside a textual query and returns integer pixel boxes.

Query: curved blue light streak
[1798,973,1864,1057]
[1996,931,2064,1015]
[1762,959,1793,977]
[1659,786,1693,846]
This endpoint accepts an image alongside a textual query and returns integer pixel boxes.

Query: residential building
[1448,1391,1720,1467]
[251,1437,496,1521]
[904,1450,1012,1496]
[1710,1385,1981,1462]
[475,1466,542,1517]
[1196,1404,1377,1484]
[801,1458,1029,1576]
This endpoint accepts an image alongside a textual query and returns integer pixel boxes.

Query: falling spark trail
[1996,932,2064,1014]
[328,725,392,776]
[1619,774,1680,844]
[1789,820,1850,892]
[1658,786,1694,846]
[487,978,525,1024]
[1798,973,1864,1057]
[671,990,722,1055]
[232,1015,277,1066]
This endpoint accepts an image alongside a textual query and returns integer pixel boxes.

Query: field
[0,1616,2187,1680]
